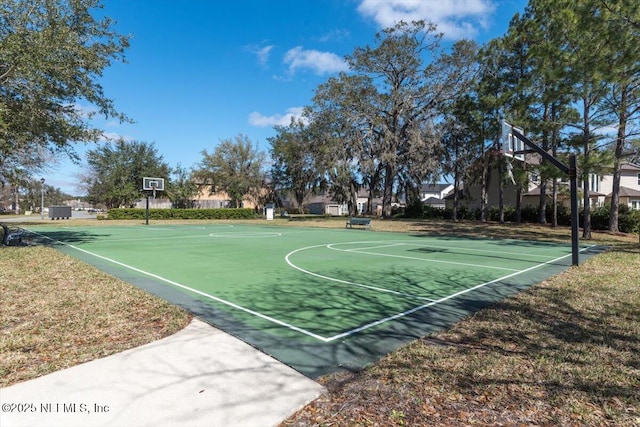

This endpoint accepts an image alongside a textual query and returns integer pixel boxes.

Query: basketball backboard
[143,177,165,191]
[501,121,525,161]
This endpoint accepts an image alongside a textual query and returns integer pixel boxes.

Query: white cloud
[283,46,348,75]
[248,107,308,127]
[318,28,351,43]
[357,0,496,39]
[246,44,275,66]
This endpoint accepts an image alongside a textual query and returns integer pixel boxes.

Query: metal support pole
[40,178,45,220]
[145,195,150,225]
[569,155,579,266]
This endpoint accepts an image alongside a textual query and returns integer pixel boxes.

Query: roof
[525,186,606,197]
[609,186,640,197]
[621,162,640,171]
[423,197,445,205]
[420,183,453,192]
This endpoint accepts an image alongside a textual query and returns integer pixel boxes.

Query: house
[420,183,454,201]
[305,190,383,216]
[453,154,640,211]
[602,162,640,210]
[133,184,263,209]
[420,183,454,209]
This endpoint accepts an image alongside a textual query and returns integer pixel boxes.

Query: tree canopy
[0,0,129,185]
[194,134,266,209]
[83,139,170,209]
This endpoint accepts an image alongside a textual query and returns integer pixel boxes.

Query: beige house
[305,190,383,216]
[192,185,261,209]
[451,154,640,211]
[135,184,262,209]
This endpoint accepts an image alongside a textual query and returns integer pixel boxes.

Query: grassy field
[1,217,639,426]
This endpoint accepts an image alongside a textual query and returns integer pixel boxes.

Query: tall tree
[194,134,266,208]
[546,0,612,239]
[437,40,482,221]
[308,73,379,216]
[595,0,640,231]
[345,20,448,218]
[268,119,321,213]
[84,139,170,209]
[167,163,199,209]
[0,0,130,183]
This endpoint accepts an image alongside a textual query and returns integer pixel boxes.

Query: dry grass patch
[0,245,191,387]
[283,223,640,426]
[3,217,639,425]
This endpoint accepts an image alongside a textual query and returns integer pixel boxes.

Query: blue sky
[49,0,527,195]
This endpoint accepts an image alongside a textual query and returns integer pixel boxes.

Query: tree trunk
[453,172,460,221]
[582,102,592,240]
[382,164,394,218]
[609,88,628,232]
[498,158,505,224]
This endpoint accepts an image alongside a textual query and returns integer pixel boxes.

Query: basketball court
[26,223,602,378]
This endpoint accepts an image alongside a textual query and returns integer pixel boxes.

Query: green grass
[2,217,639,425]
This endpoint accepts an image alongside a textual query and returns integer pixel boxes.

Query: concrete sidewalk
[0,319,324,427]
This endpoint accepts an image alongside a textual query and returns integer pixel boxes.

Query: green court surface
[28,223,603,378]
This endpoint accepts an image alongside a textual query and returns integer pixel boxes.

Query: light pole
[40,178,45,220]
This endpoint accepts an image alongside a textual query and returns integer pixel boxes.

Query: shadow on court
[28,225,607,379]
[28,229,108,245]
[100,255,581,379]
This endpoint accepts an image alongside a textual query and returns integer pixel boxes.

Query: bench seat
[346,217,371,230]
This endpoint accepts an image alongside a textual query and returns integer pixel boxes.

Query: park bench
[346,217,372,230]
[1,223,27,246]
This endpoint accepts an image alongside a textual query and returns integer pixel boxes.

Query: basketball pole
[569,154,579,266]
[145,194,149,225]
[510,127,580,267]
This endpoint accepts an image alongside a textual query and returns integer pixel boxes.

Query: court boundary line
[29,228,597,343]
[285,243,436,300]
[29,230,332,342]
[326,242,520,272]
[323,244,597,341]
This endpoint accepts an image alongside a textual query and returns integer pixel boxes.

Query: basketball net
[506,157,516,185]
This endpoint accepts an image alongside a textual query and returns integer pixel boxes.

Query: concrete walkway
[0,319,325,427]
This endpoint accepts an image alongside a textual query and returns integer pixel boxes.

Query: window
[632,200,640,210]
[589,173,600,193]
[637,173,640,186]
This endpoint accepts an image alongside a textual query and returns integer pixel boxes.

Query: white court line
[324,245,597,342]
[342,243,407,252]
[29,231,331,342]
[390,241,559,259]
[285,244,435,301]
[327,243,520,272]
[30,228,598,343]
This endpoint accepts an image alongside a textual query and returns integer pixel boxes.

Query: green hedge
[416,202,639,234]
[106,208,257,220]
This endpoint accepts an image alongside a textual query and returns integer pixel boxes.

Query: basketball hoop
[142,177,165,225]
[143,177,164,199]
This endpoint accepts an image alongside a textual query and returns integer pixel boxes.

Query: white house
[420,183,454,209]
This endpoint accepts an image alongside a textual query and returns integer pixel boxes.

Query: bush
[575,204,640,233]
[403,198,425,218]
[423,205,447,219]
[106,208,256,220]
[486,205,516,222]
[620,209,640,234]
[589,205,611,230]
